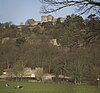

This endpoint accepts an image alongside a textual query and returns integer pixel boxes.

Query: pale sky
[0,0,89,24]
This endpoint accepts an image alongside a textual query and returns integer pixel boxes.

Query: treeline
[0,14,100,84]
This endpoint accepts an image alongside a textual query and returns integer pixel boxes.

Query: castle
[24,15,65,26]
[41,15,55,22]
[41,15,65,23]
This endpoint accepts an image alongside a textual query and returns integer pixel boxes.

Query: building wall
[60,18,65,23]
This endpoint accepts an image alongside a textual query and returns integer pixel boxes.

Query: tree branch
[40,0,100,14]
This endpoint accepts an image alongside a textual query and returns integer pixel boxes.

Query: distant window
[31,74,35,78]
[3,71,6,75]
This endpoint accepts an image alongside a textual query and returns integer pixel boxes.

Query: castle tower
[41,16,48,22]
[41,15,54,23]
[47,15,54,22]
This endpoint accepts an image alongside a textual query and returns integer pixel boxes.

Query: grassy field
[0,81,100,93]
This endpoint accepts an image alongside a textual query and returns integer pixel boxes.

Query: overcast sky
[0,0,87,24]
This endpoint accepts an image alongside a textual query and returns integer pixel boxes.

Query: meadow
[0,81,100,93]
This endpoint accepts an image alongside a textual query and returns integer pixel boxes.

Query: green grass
[0,81,100,93]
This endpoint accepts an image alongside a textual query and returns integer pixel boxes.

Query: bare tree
[40,0,100,15]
